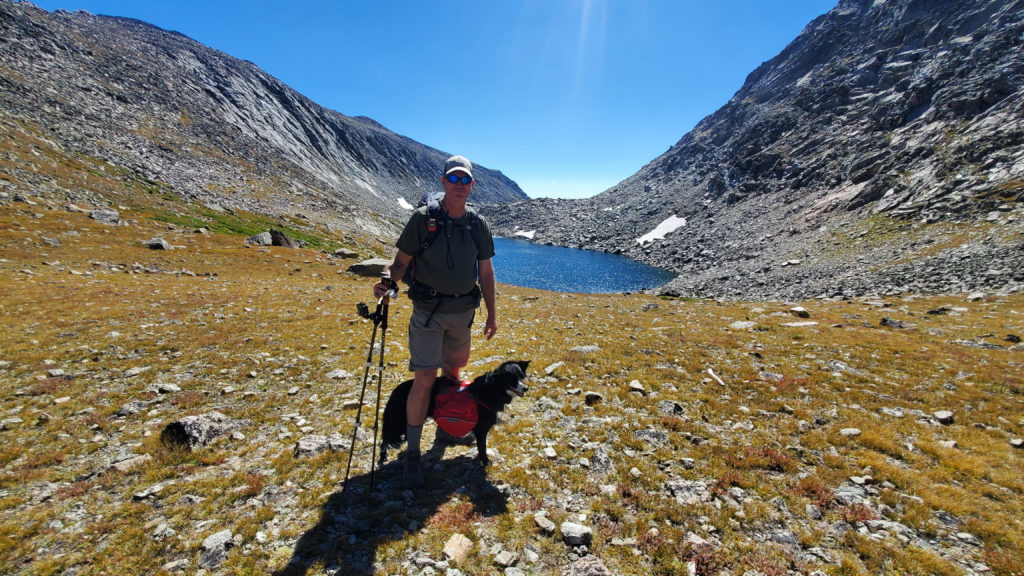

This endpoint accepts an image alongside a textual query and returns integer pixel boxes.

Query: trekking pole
[368,292,392,493]
[342,289,393,492]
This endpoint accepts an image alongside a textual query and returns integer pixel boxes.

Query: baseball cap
[443,155,473,178]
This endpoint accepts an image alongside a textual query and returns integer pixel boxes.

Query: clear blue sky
[34,1,836,198]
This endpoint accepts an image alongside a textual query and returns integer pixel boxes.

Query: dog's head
[471,360,529,410]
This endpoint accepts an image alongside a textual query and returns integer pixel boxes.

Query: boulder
[90,208,119,224]
[160,411,247,449]
[270,228,300,249]
[245,231,272,246]
[347,258,389,277]
[143,237,171,250]
[560,522,593,546]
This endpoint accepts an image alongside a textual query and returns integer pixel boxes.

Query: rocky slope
[483,0,1024,300]
[0,0,526,237]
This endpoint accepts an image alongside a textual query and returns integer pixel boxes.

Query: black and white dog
[379,360,529,467]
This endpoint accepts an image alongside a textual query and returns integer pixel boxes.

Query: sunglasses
[445,174,473,185]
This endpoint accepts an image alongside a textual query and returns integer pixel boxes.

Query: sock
[406,424,423,454]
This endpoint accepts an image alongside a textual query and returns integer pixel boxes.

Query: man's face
[442,170,474,203]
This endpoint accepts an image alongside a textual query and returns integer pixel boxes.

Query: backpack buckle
[427,217,437,232]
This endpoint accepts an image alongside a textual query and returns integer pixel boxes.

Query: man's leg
[402,368,435,489]
[406,368,437,450]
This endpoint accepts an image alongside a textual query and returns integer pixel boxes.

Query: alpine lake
[491,237,676,294]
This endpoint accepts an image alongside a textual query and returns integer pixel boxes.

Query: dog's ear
[515,360,530,374]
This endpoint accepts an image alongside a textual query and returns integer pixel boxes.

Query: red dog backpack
[433,380,478,437]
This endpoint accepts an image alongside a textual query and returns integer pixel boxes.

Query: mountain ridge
[0,0,527,240]
[482,0,1024,300]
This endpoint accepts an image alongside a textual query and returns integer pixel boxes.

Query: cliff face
[0,1,527,235]
[484,0,1024,299]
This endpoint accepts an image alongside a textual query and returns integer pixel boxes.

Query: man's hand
[483,315,498,340]
[374,277,398,300]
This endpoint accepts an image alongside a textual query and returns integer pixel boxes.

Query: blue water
[491,237,676,294]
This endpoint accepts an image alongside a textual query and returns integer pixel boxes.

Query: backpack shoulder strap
[415,201,444,255]
[463,205,481,251]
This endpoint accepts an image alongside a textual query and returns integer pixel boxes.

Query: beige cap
[443,155,473,178]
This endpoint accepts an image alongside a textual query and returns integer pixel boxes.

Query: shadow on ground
[273,440,508,575]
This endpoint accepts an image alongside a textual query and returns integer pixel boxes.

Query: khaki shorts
[408,305,476,371]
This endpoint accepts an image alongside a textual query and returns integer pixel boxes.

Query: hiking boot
[435,426,476,446]
[402,452,424,489]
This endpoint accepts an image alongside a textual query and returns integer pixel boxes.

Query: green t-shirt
[396,206,495,310]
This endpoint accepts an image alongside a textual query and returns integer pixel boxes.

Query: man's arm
[478,258,497,340]
[374,251,412,298]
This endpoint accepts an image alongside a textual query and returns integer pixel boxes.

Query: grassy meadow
[0,196,1022,575]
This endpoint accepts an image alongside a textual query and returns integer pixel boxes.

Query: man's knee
[411,369,436,392]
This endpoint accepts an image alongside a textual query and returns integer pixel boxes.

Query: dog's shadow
[272,442,508,576]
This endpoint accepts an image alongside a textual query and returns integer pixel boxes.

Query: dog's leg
[474,428,490,467]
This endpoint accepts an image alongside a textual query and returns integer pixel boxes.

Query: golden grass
[1,197,1022,575]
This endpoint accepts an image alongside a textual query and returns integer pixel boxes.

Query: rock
[880,316,905,329]
[294,435,331,458]
[326,369,352,380]
[840,427,862,437]
[110,454,152,473]
[90,208,119,224]
[933,410,954,425]
[132,480,174,501]
[567,555,614,576]
[117,400,148,417]
[143,237,171,250]
[635,429,669,446]
[159,411,247,449]
[269,228,299,249]
[584,391,603,406]
[493,549,518,568]
[245,231,272,246]
[628,380,645,394]
[569,345,601,354]
[347,258,389,277]
[560,522,593,546]
[665,479,712,505]
[199,529,234,570]
[1011,438,1024,449]
[789,306,810,318]
[729,321,756,330]
[443,533,474,563]
[833,483,870,506]
[544,361,564,376]
[534,513,556,534]
[657,400,684,416]
[1,417,24,431]
[966,292,987,302]
[333,248,359,259]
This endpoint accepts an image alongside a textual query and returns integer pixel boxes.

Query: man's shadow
[273,440,509,576]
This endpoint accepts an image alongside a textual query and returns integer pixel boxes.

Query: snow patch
[514,229,536,240]
[637,215,687,245]
[398,197,414,210]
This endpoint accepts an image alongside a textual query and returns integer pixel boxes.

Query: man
[373,155,498,488]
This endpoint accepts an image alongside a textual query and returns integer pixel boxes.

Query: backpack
[401,191,482,288]
[433,380,478,437]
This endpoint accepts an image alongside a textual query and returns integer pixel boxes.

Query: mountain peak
[483,0,1024,300]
